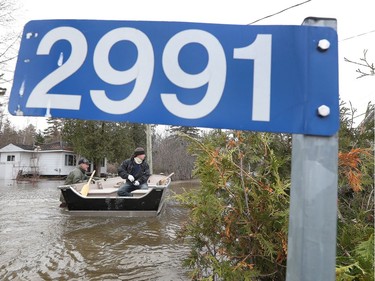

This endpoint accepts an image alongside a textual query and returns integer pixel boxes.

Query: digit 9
[161,29,226,119]
[91,27,154,114]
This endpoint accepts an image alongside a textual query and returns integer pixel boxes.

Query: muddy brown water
[0,179,200,281]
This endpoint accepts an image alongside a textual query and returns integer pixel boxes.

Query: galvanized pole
[146,124,153,173]
[286,17,338,281]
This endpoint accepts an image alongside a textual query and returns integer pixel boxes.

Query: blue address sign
[8,20,339,136]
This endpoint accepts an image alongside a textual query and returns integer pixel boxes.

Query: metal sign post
[286,18,338,281]
[146,124,153,173]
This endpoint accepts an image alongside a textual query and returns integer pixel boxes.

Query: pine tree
[168,125,200,138]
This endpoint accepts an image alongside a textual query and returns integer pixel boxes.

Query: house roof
[40,141,73,151]
[13,144,34,150]
[0,141,74,152]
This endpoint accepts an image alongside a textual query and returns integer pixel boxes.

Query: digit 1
[233,34,272,122]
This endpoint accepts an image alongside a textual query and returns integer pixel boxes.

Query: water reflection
[0,179,199,280]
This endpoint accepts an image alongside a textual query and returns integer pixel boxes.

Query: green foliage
[336,234,374,281]
[43,117,63,142]
[169,125,201,138]
[336,102,374,281]
[338,101,374,151]
[175,131,290,280]
[175,102,374,280]
[61,119,146,172]
[34,130,45,145]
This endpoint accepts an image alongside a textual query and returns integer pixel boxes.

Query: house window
[7,155,15,162]
[65,154,76,166]
[100,158,106,167]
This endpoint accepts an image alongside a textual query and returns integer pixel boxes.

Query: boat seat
[132,187,152,194]
[87,187,151,196]
[88,188,119,195]
[131,188,152,197]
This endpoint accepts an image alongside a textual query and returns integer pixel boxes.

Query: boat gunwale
[58,176,171,199]
[61,209,160,217]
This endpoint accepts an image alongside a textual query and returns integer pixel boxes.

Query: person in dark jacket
[117,147,151,197]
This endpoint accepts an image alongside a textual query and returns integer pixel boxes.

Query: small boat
[58,173,173,217]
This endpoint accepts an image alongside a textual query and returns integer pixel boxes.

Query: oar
[81,170,96,196]
[158,172,174,185]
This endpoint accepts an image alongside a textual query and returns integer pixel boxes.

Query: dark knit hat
[133,147,145,157]
[78,158,90,165]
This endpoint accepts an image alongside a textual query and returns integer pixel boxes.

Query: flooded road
[0,179,199,280]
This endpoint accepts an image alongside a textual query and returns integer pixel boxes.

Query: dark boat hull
[60,187,165,211]
[58,175,171,216]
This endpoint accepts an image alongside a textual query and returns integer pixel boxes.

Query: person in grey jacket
[59,158,90,207]
[117,147,151,197]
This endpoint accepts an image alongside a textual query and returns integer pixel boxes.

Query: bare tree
[0,119,35,148]
[0,0,21,83]
[0,0,22,133]
[153,132,196,180]
[344,49,374,78]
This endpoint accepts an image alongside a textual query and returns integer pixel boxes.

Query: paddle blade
[81,183,90,196]
[158,172,174,185]
[80,170,96,197]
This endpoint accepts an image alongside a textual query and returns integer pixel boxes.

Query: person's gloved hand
[128,175,135,182]
[134,181,140,186]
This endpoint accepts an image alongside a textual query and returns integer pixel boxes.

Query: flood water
[0,179,200,281]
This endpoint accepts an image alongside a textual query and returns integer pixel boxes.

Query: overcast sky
[5,0,375,129]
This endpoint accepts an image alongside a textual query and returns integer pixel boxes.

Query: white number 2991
[26,27,272,122]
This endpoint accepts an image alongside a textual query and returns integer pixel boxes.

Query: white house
[0,142,107,180]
